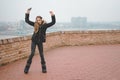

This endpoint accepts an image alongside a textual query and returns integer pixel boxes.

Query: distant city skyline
[0,18,120,36]
[0,0,120,22]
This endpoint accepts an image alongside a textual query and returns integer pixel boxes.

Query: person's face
[36,18,42,25]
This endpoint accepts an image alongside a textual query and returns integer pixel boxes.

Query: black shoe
[42,64,47,73]
[42,69,47,73]
[24,64,30,74]
[24,69,28,74]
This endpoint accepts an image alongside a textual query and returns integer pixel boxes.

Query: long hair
[34,22,40,33]
[34,16,42,33]
[34,16,47,33]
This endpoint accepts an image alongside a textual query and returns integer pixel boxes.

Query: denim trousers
[26,41,46,65]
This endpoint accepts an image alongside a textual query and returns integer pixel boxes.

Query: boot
[42,64,47,73]
[24,63,30,74]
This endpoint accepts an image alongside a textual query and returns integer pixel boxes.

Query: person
[24,8,56,74]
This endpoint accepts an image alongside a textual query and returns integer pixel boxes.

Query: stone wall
[0,30,120,66]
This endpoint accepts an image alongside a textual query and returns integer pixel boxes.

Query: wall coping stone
[0,30,120,45]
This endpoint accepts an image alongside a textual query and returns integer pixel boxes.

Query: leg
[24,41,36,74]
[37,42,47,73]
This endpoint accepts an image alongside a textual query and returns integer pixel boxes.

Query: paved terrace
[0,44,120,80]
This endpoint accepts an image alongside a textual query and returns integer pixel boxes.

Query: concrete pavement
[0,44,120,80]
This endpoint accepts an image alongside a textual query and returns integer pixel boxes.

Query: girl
[24,8,56,74]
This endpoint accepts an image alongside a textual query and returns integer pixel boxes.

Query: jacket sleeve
[25,13,34,26]
[44,15,56,28]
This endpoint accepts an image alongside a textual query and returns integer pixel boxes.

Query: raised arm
[44,11,56,28]
[25,8,34,26]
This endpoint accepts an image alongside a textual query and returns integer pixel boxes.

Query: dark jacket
[25,13,56,43]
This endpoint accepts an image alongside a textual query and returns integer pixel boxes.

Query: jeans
[27,41,46,65]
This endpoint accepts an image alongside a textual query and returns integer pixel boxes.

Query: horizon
[0,19,120,23]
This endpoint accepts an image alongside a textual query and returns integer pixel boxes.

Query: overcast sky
[0,0,120,22]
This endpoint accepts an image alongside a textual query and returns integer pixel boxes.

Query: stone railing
[0,30,120,66]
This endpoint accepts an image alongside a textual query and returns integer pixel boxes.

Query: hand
[26,8,32,14]
[49,11,55,16]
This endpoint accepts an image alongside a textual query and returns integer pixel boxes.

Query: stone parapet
[0,30,120,66]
